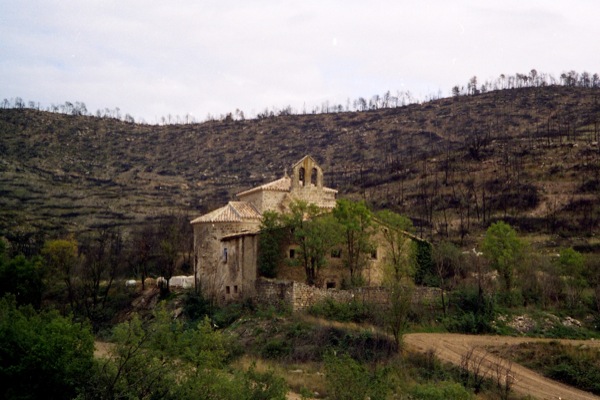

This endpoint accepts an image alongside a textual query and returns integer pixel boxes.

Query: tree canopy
[482,221,523,294]
[0,296,95,400]
[333,199,374,286]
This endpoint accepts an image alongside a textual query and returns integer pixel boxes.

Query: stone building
[191,155,338,303]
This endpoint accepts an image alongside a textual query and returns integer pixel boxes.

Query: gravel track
[405,333,600,400]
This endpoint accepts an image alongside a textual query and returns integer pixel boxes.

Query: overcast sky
[1,1,598,122]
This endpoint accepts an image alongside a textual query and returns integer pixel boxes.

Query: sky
[1,0,599,123]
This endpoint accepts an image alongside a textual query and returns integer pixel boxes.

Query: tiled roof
[237,176,291,197]
[190,201,262,223]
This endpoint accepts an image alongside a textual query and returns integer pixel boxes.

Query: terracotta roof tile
[190,201,262,223]
[237,176,291,197]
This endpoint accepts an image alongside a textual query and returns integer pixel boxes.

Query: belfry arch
[291,155,323,189]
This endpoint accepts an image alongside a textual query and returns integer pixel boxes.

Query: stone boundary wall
[255,278,442,312]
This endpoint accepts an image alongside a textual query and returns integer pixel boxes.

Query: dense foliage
[0,296,95,400]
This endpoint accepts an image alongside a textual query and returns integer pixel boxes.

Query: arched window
[311,168,318,186]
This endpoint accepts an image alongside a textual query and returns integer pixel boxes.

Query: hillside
[1,85,600,252]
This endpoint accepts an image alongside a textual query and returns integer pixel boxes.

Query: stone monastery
[191,155,339,304]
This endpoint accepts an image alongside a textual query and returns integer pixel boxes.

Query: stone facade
[191,156,337,303]
[191,155,428,307]
[276,227,410,290]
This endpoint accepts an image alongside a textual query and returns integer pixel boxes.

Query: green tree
[284,200,341,286]
[42,237,80,310]
[415,240,435,286]
[482,221,523,297]
[90,307,287,400]
[376,210,416,349]
[332,199,374,287]
[433,241,464,316]
[376,210,416,282]
[257,210,285,278]
[0,253,44,308]
[0,296,94,400]
[557,247,587,308]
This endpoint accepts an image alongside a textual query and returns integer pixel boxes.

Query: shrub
[183,291,212,323]
[445,288,496,334]
[324,352,389,400]
[0,296,95,400]
[212,302,244,328]
[307,298,374,323]
[261,338,292,359]
[409,381,473,400]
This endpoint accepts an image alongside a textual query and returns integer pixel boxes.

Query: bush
[324,352,389,400]
[307,298,374,323]
[409,381,473,400]
[445,288,496,334]
[261,338,292,359]
[212,302,244,328]
[0,295,95,400]
[408,348,450,382]
[183,291,211,323]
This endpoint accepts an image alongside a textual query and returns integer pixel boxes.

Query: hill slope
[1,85,600,250]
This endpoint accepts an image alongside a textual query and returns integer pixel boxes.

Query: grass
[232,356,328,398]
[488,341,600,395]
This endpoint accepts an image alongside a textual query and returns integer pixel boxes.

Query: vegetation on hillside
[1,73,600,257]
[3,72,600,398]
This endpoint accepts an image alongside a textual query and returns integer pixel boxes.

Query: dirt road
[404,333,600,400]
[97,334,600,399]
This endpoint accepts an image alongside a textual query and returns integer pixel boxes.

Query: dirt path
[404,333,600,400]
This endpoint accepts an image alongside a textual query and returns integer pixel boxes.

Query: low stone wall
[255,278,442,312]
[291,281,354,310]
[255,278,295,309]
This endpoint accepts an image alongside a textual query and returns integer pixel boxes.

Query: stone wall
[255,278,295,309]
[195,220,260,303]
[255,278,442,312]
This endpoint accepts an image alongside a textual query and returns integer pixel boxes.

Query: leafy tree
[556,247,587,308]
[414,240,435,286]
[257,210,285,278]
[332,199,374,287]
[42,237,80,310]
[433,241,464,316]
[90,307,287,400]
[0,296,94,400]
[0,253,44,308]
[376,210,416,282]
[482,221,523,296]
[284,200,341,286]
[376,210,416,349]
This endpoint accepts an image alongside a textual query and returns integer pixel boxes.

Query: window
[371,249,378,259]
[299,167,305,186]
[326,282,336,289]
[331,249,342,258]
[311,167,318,186]
[226,286,230,294]
[234,285,238,294]
[223,248,228,263]
[289,249,295,259]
